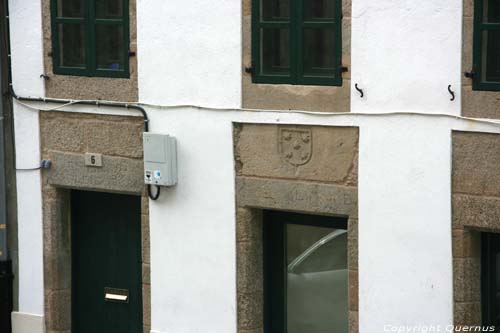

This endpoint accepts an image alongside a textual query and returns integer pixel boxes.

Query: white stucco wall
[351,0,462,114]
[8,0,45,323]
[358,117,454,330]
[145,110,498,333]
[8,1,500,333]
[137,0,241,108]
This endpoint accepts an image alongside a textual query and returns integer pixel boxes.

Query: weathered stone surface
[348,218,358,240]
[43,192,72,292]
[342,19,351,80]
[45,290,71,330]
[237,240,263,294]
[143,284,151,328]
[41,112,144,159]
[348,237,358,271]
[238,292,264,330]
[349,311,359,333]
[142,263,151,285]
[461,18,473,77]
[43,196,70,257]
[452,131,500,197]
[452,228,480,259]
[236,176,358,217]
[239,329,264,333]
[454,302,481,326]
[452,194,500,230]
[235,124,358,185]
[237,208,262,243]
[243,76,352,113]
[453,258,481,303]
[47,151,144,195]
[41,0,138,102]
[84,120,144,158]
[349,270,358,312]
[40,113,85,153]
[463,0,473,18]
[242,0,251,17]
[142,194,150,215]
[343,0,352,18]
[242,15,351,112]
[462,85,500,119]
[142,214,151,264]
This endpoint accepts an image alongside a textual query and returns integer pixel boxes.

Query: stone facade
[452,131,500,326]
[462,0,500,119]
[41,0,138,102]
[234,123,359,332]
[39,111,150,333]
[242,0,351,112]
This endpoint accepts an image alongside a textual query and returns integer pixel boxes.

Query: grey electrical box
[143,133,178,186]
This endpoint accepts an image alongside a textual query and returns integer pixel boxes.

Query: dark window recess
[51,0,130,78]
[472,0,500,90]
[252,0,342,86]
[482,233,500,330]
[264,211,348,333]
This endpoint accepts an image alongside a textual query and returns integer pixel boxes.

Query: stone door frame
[234,123,359,332]
[40,111,151,333]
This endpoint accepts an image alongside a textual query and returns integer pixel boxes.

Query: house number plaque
[84,153,103,167]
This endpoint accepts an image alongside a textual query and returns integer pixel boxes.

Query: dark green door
[72,190,142,333]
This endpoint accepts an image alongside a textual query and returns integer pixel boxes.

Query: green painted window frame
[473,0,500,91]
[263,210,348,333]
[481,232,500,330]
[50,0,130,78]
[251,0,343,86]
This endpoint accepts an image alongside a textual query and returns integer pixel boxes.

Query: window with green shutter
[473,0,500,90]
[50,0,130,78]
[251,0,343,86]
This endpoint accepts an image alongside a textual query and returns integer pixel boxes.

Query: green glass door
[264,211,348,333]
[72,190,142,333]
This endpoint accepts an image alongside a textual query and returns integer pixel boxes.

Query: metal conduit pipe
[1,0,160,200]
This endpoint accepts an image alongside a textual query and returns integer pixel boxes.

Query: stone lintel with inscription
[236,176,358,218]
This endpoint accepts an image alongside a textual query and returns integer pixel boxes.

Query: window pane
[262,0,290,20]
[483,0,500,23]
[57,0,84,17]
[96,25,125,70]
[303,28,335,76]
[286,224,348,333]
[304,0,335,20]
[58,23,85,68]
[482,30,500,82]
[96,0,124,19]
[261,28,290,75]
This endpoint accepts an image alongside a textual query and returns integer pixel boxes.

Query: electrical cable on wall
[2,4,161,200]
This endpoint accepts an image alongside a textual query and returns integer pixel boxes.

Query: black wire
[147,184,160,201]
[3,0,160,200]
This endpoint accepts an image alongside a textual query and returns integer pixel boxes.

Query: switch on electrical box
[143,133,178,186]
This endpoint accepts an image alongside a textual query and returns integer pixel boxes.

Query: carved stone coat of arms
[278,127,313,167]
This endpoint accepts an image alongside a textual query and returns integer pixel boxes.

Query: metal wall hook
[355,83,364,98]
[448,85,455,101]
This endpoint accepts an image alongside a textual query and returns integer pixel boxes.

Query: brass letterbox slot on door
[104,287,129,303]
